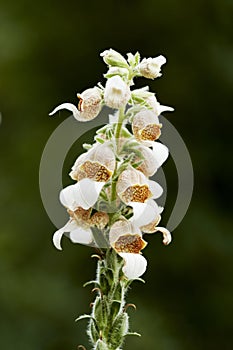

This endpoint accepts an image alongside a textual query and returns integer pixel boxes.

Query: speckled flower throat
[50,49,174,350]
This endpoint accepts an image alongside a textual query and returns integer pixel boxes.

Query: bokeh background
[0,0,233,349]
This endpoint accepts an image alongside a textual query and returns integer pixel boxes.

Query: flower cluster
[50,48,174,281]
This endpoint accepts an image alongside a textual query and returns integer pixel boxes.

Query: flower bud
[100,48,129,68]
[138,55,166,79]
[104,75,131,109]
[104,66,129,79]
[108,312,129,348]
[132,109,162,145]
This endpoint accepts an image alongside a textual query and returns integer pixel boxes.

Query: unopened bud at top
[104,75,131,109]
[138,55,166,79]
[100,48,129,68]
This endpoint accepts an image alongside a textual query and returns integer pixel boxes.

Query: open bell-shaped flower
[116,167,163,204]
[132,109,162,145]
[138,55,166,79]
[104,75,131,109]
[49,87,102,122]
[70,142,115,182]
[135,141,169,177]
[109,219,147,279]
[53,186,110,250]
[53,204,94,250]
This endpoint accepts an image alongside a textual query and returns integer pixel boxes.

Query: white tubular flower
[146,94,174,116]
[100,49,129,68]
[53,215,93,251]
[116,167,163,204]
[135,142,169,177]
[70,143,115,182]
[130,199,162,227]
[109,220,147,279]
[138,55,166,79]
[60,178,105,211]
[53,206,109,250]
[104,75,131,109]
[49,87,102,122]
[132,109,162,145]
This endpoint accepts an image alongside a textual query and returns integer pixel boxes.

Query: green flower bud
[104,67,129,80]
[100,49,129,68]
[94,340,109,350]
[108,312,129,348]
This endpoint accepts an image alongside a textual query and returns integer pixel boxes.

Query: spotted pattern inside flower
[78,94,102,113]
[90,211,109,229]
[114,234,147,253]
[140,124,161,141]
[68,207,91,228]
[122,185,151,203]
[80,161,112,182]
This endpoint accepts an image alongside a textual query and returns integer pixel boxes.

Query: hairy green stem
[85,249,134,350]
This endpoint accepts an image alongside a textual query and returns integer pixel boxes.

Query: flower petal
[59,179,104,210]
[148,180,163,199]
[152,142,169,168]
[129,201,160,227]
[53,220,78,250]
[157,104,174,115]
[49,103,84,121]
[155,227,172,245]
[119,253,147,279]
[69,227,93,245]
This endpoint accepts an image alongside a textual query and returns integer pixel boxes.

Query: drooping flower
[104,75,131,109]
[109,219,147,279]
[116,167,163,204]
[70,142,115,182]
[132,109,162,145]
[53,185,110,250]
[49,87,102,121]
[100,49,129,68]
[138,55,166,79]
[135,141,169,177]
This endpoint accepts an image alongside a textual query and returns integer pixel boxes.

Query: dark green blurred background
[0,0,233,349]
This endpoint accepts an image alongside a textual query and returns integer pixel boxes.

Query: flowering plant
[49,48,174,350]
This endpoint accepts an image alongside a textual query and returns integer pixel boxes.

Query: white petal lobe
[152,142,169,168]
[119,253,147,279]
[69,227,93,245]
[53,220,78,250]
[49,103,82,121]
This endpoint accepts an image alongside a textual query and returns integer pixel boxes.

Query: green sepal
[83,280,100,288]
[126,332,141,337]
[94,136,105,144]
[83,143,92,150]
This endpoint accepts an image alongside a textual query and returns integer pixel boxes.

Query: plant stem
[86,249,132,350]
[111,106,125,204]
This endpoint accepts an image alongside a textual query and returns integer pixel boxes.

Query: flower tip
[52,232,63,251]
